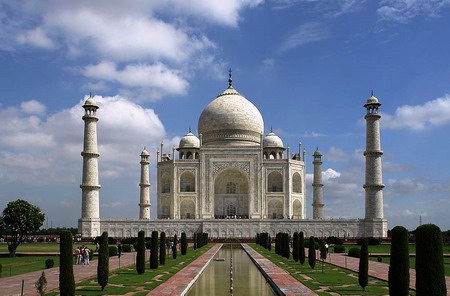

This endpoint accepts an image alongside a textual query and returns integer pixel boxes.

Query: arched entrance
[268,199,283,219]
[180,199,195,219]
[293,199,302,219]
[214,168,249,218]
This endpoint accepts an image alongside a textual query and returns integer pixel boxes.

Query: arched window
[293,172,302,193]
[270,151,276,159]
[267,171,283,192]
[180,171,195,192]
[226,182,237,194]
[161,173,170,193]
[186,152,193,159]
[293,199,302,219]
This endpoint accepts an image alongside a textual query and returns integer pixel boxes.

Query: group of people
[75,246,90,265]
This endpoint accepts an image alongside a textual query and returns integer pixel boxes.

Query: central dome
[198,86,264,146]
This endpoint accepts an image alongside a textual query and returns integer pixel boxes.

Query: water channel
[187,245,275,296]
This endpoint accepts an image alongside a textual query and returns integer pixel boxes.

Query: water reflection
[187,245,275,296]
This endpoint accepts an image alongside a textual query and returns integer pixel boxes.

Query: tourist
[118,242,122,258]
[83,247,90,265]
[75,247,81,264]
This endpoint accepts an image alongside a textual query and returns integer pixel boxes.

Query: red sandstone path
[323,251,450,292]
[0,251,140,296]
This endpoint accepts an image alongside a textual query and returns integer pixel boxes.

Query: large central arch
[214,168,249,218]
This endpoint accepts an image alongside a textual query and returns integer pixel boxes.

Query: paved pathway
[243,244,317,296]
[324,251,450,291]
[0,252,139,296]
[146,244,222,296]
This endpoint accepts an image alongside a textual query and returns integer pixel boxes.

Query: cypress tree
[97,231,109,291]
[388,226,409,296]
[320,242,327,273]
[136,231,145,274]
[181,232,187,255]
[59,230,75,296]
[172,234,178,259]
[293,232,299,262]
[299,231,305,265]
[193,232,197,250]
[159,232,166,265]
[256,233,260,245]
[275,233,279,254]
[281,233,286,257]
[150,231,158,269]
[267,235,272,251]
[308,236,316,269]
[416,224,447,296]
[286,234,290,260]
[359,238,368,291]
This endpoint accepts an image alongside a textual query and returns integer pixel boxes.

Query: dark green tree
[136,231,145,274]
[193,232,197,250]
[299,231,305,265]
[150,231,158,269]
[286,234,290,259]
[172,234,178,259]
[181,232,187,255]
[293,232,299,262]
[415,224,447,296]
[1,199,45,257]
[160,232,166,265]
[275,233,280,255]
[267,235,272,251]
[388,226,409,296]
[308,236,316,269]
[59,230,75,296]
[359,238,368,291]
[256,233,260,245]
[320,242,327,273]
[281,233,286,257]
[97,231,109,291]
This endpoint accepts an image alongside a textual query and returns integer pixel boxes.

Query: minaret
[79,94,101,237]
[312,147,324,219]
[139,148,151,219]
[363,92,384,220]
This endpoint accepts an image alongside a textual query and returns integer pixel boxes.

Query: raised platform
[80,218,387,238]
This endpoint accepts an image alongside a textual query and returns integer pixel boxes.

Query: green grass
[370,256,450,276]
[0,256,60,277]
[44,244,214,296]
[343,244,450,254]
[0,243,123,253]
[250,244,415,296]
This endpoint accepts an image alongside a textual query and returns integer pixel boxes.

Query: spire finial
[371,89,374,96]
[270,125,273,133]
[188,125,191,133]
[316,146,319,150]
[144,146,146,150]
[228,68,233,88]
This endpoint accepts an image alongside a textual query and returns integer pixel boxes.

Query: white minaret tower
[139,148,151,219]
[363,91,384,220]
[312,147,324,219]
[79,94,101,238]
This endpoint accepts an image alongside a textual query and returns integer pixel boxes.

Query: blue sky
[1,0,450,231]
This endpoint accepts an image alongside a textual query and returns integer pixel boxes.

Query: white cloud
[272,0,363,16]
[0,95,166,185]
[383,94,450,130]
[279,22,329,52]
[386,178,427,196]
[16,27,57,49]
[20,100,46,115]
[378,0,450,22]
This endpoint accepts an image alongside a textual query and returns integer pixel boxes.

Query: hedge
[45,258,54,268]
[348,247,361,258]
[334,245,345,253]
[122,244,132,252]
[109,246,118,257]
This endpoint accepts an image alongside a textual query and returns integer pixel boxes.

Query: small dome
[140,148,149,156]
[366,95,379,104]
[263,132,284,148]
[313,148,322,157]
[84,96,98,107]
[198,87,264,146]
[179,132,200,148]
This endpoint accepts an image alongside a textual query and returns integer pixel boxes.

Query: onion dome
[313,147,322,157]
[364,91,381,108]
[263,131,284,148]
[179,132,200,148]
[140,147,149,156]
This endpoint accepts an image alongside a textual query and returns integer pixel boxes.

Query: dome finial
[270,125,273,133]
[189,125,191,133]
[228,68,233,88]
[371,89,374,96]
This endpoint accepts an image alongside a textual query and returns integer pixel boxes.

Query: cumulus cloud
[383,94,450,130]
[378,0,450,22]
[272,0,363,16]
[20,100,46,115]
[0,95,166,185]
[16,27,58,49]
[279,22,329,52]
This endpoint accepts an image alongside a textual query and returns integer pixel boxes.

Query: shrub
[45,258,54,268]
[122,244,132,252]
[172,234,178,259]
[415,224,447,296]
[267,235,271,251]
[348,247,361,258]
[136,231,145,274]
[0,263,2,274]
[389,226,409,296]
[308,236,316,269]
[286,234,290,259]
[150,231,158,269]
[181,232,187,255]
[256,233,260,245]
[193,232,197,250]
[35,271,47,295]
[299,232,305,265]
[356,238,365,245]
[377,256,382,263]
[146,240,152,250]
[120,237,137,245]
[97,231,109,291]
[334,245,345,253]
[223,237,240,243]
[368,237,381,245]
[160,232,166,265]
[275,233,280,255]
[359,238,368,291]
[59,230,75,296]
[293,232,299,262]
[326,236,343,245]
[108,246,118,257]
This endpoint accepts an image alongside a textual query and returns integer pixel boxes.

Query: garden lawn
[370,256,450,276]
[250,244,415,296]
[0,243,60,253]
[44,244,214,296]
[0,256,59,277]
[343,244,450,254]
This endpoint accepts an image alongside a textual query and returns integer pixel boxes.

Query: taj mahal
[78,72,387,239]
